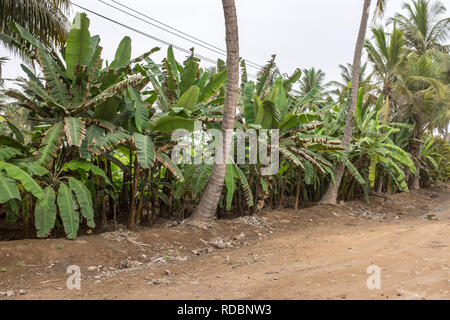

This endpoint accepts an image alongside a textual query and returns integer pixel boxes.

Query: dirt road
[1,187,449,299]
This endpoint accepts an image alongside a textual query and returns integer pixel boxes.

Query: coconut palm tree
[187,0,240,227]
[394,51,449,189]
[365,24,406,123]
[319,0,374,204]
[299,67,326,96]
[329,63,372,91]
[0,0,70,61]
[327,62,374,104]
[391,0,449,55]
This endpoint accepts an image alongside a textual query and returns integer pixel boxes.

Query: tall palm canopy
[327,62,373,101]
[299,67,326,95]
[394,51,449,188]
[365,24,406,122]
[336,63,372,87]
[391,0,449,54]
[0,0,70,59]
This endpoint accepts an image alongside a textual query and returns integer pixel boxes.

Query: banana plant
[231,58,353,210]
[1,13,163,237]
[130,46,228,133]
[350,88,416,192]
[0,120,47,226]
[35,159,111,239]
[418,135,445,172]
[0,121,112,239]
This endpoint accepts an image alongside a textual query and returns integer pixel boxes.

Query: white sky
[1,0,449,85]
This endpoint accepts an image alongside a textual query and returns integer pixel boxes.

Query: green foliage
[65,13,91,80]
[64,117,85,147]
[0,146,22,160]
[420,137,450,186]
[243,81,256,124]
[57,183,79,240]
[109,36,132,69]
[62,160,111,185]
[1,3,448,239]
[133,133,155,169]
[0,174,21,203]
[35,186,57,238]
[176,85,200,110]
[0,161,44,199]
[38,122,63,167]
[68,178,95,228]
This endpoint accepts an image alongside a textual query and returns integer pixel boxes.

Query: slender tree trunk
[279,175,287,208]
[294,170,302,210]
[127,157,140,229]
[121,170,130,210]
[187,0,239,228]
[151,168,157,221]
[113,196,117,231]
[107,160,114,218]
[320,0,372,205]
[405,167,411,187]
[145,196,151,224]
[253,166,261,214]
[411,138,422,191]
[98,156,107,225]
[377,176,383,193]
[136,169,150,225]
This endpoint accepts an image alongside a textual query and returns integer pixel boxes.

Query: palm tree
[0,0,70,61]
[365,24,406,123]
[327,62,374,104]
[394,51,449,189]
[187,0,240,228]
[429,51,450,135]
[391,0,449,55]
[299,67,326,95]
[330,63,372,91]
[319,0,374,204]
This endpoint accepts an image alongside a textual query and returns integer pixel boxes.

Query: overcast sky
[1,0,448,85]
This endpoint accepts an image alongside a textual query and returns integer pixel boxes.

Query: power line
[97,0,230,59]
[70,1,259,80]
[99,0,263,69]
[71,2,210,62]
[108,0,263,70]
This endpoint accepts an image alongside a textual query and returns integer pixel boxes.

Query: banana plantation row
[0,0,449,239]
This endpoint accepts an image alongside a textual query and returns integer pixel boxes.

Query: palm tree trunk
[320,0,372,205]
[187,0,239,228]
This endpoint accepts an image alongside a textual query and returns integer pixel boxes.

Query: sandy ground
[0,186,449,300]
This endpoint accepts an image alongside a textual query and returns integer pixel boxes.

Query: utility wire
[108,0,263,70]
[96,0,228,62]
[70,1,259,80]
